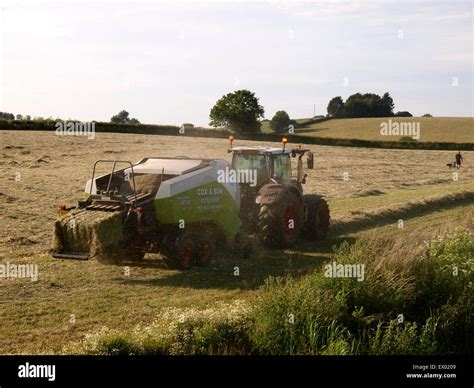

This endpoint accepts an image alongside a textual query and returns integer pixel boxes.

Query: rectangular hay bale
[51,209,124,256]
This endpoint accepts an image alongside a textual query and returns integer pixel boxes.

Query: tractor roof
[126,158,205,175]
[230,146,292,155]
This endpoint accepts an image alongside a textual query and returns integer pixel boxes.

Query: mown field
[0,130,472,354]
[262,117,473,143]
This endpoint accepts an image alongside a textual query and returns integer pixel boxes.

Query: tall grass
[251,230,473,355]
[66,230,473,355]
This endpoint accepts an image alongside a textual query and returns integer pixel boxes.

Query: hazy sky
[1,0,472,126]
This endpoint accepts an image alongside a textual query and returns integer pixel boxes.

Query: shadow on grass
[294,127,330,135]
[331,192,473,236]
[117,236,356,290]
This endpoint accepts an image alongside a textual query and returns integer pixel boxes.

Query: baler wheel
[161,232,195,270]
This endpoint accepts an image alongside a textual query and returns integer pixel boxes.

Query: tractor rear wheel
[302,195,330,240]
[258,191,302,248]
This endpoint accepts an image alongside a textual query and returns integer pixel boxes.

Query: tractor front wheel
[302,195,330,240]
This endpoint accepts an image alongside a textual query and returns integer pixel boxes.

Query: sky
[0,0,472,126]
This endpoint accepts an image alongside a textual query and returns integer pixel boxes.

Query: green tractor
[228,137,329,249]
[51,138,329,269]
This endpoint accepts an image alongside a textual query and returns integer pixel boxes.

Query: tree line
[208,90,427,134]
[1,90,429,135]
[327,93,415,118]
[0,110,141,124]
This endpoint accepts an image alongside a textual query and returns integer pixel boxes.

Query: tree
[111,110,130,123]
[270,111,292,133]
[110,110,140,124]
[16,114,23,120]
[0,112,15,120]
[422,113,432,117]
[209,90,264,133]
[327,92,396,118]
[394,111,413,117]
[381,92,395,116]
[25,115,31,121]
[327,96,345,118]
[344,93,370,118]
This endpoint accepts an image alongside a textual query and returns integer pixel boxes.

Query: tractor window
[272,154,291,184]
[232,154,268,171]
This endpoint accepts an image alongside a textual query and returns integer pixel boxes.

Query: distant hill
[262,117,473,143]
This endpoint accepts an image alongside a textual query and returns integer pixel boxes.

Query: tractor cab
[230,145,292,185]
[228,137,313,188]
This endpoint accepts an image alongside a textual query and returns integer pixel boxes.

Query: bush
[412,230,473,315]
[395,111,413,117]
[250,275,351,354]
[367,318,438,355]
[434,290,473,354]
[399,136,417,142]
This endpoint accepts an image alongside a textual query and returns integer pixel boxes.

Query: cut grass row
[328,181,474,220]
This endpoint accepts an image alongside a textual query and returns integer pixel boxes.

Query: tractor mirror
[307,152,314,169]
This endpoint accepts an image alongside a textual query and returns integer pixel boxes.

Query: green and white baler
[52,157,243,268]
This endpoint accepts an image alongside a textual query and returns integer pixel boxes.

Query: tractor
[51,138,329,269]
[228,136,329,248]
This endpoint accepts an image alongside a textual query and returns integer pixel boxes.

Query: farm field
[0,130,473,354]
[261,117,473,143]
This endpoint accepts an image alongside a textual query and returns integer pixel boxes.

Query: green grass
[295,117,473,143]
[0,245,335,354]
[1,178,473,354]
[67,230,473,355]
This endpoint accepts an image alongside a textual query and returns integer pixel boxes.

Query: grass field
[262,117,473,143]
[0,130,473,354]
